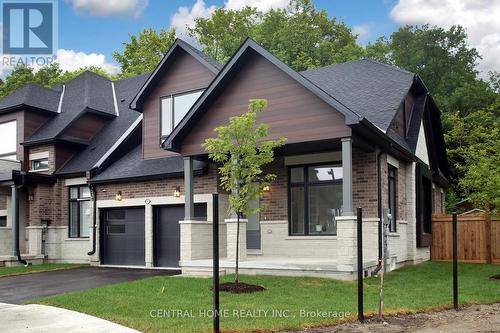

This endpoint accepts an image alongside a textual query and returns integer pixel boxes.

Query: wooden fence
[431,213,500,264]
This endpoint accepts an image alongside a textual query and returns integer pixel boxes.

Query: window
[0,120,17,160]
[289,164,342,236]
[0,216,6,227]
[69,186,91,238]
[31,158,49,171]
[388,165,398,232]
[160,90,204,137]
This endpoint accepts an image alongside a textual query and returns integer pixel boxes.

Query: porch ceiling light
[173,186,181,198]
[115,191,122,201]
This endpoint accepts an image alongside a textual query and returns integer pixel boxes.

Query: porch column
[11,185,18,257]
[341,137,353,216]
[184,156,194,220]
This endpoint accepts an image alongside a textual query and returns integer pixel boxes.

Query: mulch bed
[217,282,266,294]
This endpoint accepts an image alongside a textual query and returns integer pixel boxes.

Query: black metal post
[357,207,364,322]
[452,212,458,310]
[212,193,220,333]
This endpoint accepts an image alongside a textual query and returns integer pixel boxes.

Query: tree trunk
[235,212,240,283]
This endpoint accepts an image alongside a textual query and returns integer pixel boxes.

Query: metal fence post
[452,212,458,310]
[357,207,364,322]
[213,193,220,333]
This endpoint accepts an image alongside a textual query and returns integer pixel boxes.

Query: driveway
[0,267,179,304]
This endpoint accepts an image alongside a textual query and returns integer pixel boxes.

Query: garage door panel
[102,208,145,266]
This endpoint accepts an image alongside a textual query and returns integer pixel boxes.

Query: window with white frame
[0,120,17,160]
[160,90,204,137]
[31,158,49,171]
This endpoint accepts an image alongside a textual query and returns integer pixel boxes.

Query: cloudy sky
[1,0,499,77]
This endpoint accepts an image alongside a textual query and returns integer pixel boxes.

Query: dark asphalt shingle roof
[90,144,206,183]
[301,59,415,132]
[179,39,223,71]
[0,83,60,113]
[57,73,149,175]
[26,71,117,143]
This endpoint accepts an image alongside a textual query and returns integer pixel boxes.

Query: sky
[2,0,499,77]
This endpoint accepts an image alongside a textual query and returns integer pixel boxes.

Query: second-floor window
[0,120,17,160]
[31,158,49,171]
[160,90,204,137]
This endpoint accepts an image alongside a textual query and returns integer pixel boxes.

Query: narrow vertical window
[69,185,91,238]
[388,165,398,232]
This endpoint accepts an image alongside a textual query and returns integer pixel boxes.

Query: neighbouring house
[0,38,449,279]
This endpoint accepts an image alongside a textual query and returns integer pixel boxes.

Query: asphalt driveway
[0,267,179,304]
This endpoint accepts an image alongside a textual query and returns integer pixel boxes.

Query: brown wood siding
[180,54,351,156]
[54,143,76,171]
[142,49,216,160]
[60,113,110,141]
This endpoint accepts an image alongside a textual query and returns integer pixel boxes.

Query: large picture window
[0,120,17,160]
[160,90,204,137]
[69,186,91,238]
[388,165,398,232]
[289,164,342,236]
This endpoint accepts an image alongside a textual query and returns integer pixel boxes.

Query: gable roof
[301,59,416,132]
[130,38,222,111]
[56,73,149,176]
[162,38,361,152]
[23,71,117,146]
[0,83,61,114]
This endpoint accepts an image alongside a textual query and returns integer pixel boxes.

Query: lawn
[32,262,499,333]
[0,263,87,277]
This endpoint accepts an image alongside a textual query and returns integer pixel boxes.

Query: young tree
[203,99,286,283]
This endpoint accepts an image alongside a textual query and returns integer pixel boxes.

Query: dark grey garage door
[154,204,206,267]
[102,208,145,266]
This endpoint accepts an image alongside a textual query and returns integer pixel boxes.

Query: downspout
[87,182,97,256]
[372,148,384,276]
[14,173,29,266]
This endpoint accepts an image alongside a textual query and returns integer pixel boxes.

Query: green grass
[0,263,87,277]
[32,262,499,333]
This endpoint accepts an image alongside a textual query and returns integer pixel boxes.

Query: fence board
[431,213,499,264]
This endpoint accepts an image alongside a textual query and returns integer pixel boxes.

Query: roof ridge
[360,58,415,76]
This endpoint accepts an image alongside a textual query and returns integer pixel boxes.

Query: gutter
[14,172,29,266]
[372,148,384,276]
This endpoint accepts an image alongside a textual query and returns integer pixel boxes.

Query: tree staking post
[452,212,458,310]
[357,207,364,322]
[213,193,220,333]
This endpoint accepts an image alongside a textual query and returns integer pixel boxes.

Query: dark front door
[154,205,183,267]
[102,208,145,266]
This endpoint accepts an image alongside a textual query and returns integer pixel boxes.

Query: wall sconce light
[262,185,270,192]
[28,192,34,201]
[173,186,181,198]
[115,191,122,201]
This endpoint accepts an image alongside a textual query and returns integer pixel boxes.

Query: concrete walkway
[0,302,141,333]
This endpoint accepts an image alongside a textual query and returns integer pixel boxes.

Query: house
[0,38,448,279]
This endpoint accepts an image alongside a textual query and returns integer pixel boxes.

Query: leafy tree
[203,99,286,283]
[113,28,177,78]
[190,0,362,70]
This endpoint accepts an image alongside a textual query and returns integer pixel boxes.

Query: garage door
[102,208,145,266]
[154,204,206,267]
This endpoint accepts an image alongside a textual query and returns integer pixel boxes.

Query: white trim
[29,151,49,160]
[0,209,7,216]
[111,82,119,116]
[65,177,88,186]
[387,154,399,168]
[57,84,65,113]
[93,114,143,169]
[285,236,337,240]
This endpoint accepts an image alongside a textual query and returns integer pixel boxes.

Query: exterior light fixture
[173,186,181,198]
[28,192,34,201]
[262,185,270,192]
[115,191,122,201]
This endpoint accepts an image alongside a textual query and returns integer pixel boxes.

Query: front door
[246,198,261,249]
[154,205,183,267]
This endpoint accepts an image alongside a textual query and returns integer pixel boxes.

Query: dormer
[130,39,221,160]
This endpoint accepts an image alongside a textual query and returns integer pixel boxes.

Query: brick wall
[260,157,287,221]
[0,188,9,210]
[352,148,378,217]
[28,180,67,227]
[433,185,445,213]
[95,164,218,201]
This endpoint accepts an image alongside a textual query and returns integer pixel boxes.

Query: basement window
[160,90,204,137]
